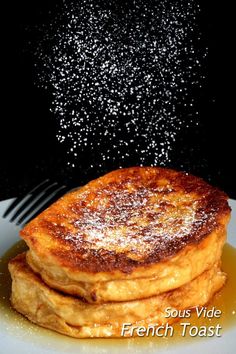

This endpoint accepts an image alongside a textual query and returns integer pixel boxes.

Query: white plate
[0,198,235,354]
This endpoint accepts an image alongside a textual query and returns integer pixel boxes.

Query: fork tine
[2,179,51,218]
[9,182,58,222]
[17,185,68,226]
[13,183,63,225]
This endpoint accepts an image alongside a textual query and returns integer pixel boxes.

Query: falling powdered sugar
[36,0,206,172]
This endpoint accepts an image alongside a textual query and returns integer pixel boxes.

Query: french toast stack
[9,167,231,338]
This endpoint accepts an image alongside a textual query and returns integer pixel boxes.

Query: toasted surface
[9,253,226,338]
[26,225,227,302]
[21,167,230,273]
[20,167,230,302]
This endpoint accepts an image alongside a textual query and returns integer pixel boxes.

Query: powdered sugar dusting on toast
[21,167,230,271]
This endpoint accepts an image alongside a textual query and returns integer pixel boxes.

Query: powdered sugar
[68,184,201,260]
[36,0,206,173]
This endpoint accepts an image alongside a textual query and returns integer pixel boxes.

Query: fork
[2,180,69,226]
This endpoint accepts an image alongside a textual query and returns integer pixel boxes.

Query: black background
[1,0,235,201]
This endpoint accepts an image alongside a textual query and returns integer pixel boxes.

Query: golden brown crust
[9,252,226,338]
[20,167,231,274]
[25,225,227,303]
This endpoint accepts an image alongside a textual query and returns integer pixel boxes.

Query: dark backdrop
[1,0,235,200]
